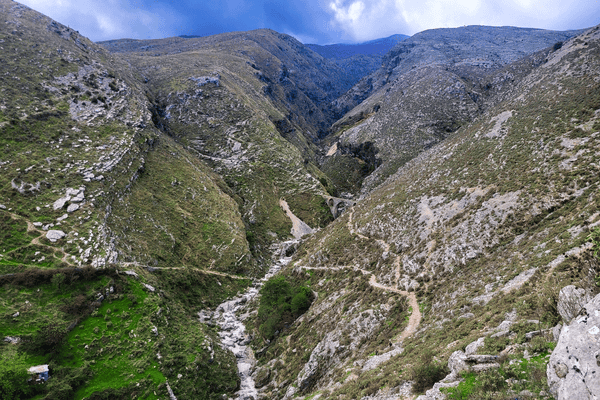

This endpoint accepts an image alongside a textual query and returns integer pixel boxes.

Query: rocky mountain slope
[1,0,600,399]
[307,35,409,89]
[99,29,358,259]
[0,1,266,398]
[324,26,585,194]
[100,30,359,139]
[251,24,600,400]
[307,35,409,60]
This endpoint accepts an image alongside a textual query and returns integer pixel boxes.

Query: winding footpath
[347,209,422,344]
[201,202,422,400]
[120,262,250,280]
[2,210,73,267]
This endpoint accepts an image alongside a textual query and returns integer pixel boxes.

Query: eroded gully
[198,239,299,400]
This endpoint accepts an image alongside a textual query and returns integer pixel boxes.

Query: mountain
[324,26,585,194]
[1,0,600,399]
[306,34,410,59]
[252,24,600,399]
[306,35,410,107]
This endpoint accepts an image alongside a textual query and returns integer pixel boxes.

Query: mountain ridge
[1,1,600,399]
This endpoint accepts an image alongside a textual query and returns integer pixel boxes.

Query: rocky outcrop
[557,285,592,323]
[547,292,600,399]
[416,339,502,400]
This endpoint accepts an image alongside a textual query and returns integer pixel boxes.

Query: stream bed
[199,240,298,400]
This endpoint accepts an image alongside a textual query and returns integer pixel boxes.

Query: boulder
[143,283,155,292]
[491,330,511,338]
[52,196,69,210]
[557,285,590,323]
[361,346,404,372]
[465,337,485,355]
[416,351,468,400]
[4,336,20,344]
[296,332,340,390]
[552,323,562,342]
[416,380,461,400]
[547,292,600,399]
[253,366,271,388]
[46,230,66,242]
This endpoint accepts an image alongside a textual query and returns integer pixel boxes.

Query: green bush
[481,336,509,354]
[291,286,312,315]
[26,323,68,353]
[257,276,313,340]
[478,369,506,393]
[410,351,449,394]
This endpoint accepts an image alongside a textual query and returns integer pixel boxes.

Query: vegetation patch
[257,275,313,340]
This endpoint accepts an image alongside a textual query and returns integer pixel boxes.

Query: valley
[1,0,600,399]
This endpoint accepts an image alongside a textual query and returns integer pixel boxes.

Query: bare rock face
[557,285,591,323]
[447,350,469,378]
[296,332,340,391]
[547,292,600,399]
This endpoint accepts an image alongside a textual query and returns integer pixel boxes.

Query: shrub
[481,336,509,354]
[61,294,89,316]
[529,336,553,353]
[27,323,68,352]
[51,273,66,291]
[478,369,506,392]
[0,348,32,400]
[257,276,313,340]
[291,286,312,315]
[410,351,449,393]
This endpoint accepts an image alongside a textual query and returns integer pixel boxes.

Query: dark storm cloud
[18,0,600,44]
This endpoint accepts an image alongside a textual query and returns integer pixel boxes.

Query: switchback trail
[347,208,422,344]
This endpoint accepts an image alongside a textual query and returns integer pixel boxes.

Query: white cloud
[19,0,182,41]
[326,0,599,42]
[328,0,405,41]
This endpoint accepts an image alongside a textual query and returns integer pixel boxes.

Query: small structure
[28,365,49,383]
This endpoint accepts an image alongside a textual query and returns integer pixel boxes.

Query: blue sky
[19,0,600,44]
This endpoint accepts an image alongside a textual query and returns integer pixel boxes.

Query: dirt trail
[347,208,422,344]
[280,199,314,239]
[121,263,250,280]
[368,275,421,343]
[3,210,73,266]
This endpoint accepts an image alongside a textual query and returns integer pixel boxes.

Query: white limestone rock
[465,337,485,355]
[557,285,591,323]
[53,195,70,210]
[46,230,66,242]
[547,292,600,399]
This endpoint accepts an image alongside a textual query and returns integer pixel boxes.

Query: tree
[51,273,66,291]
